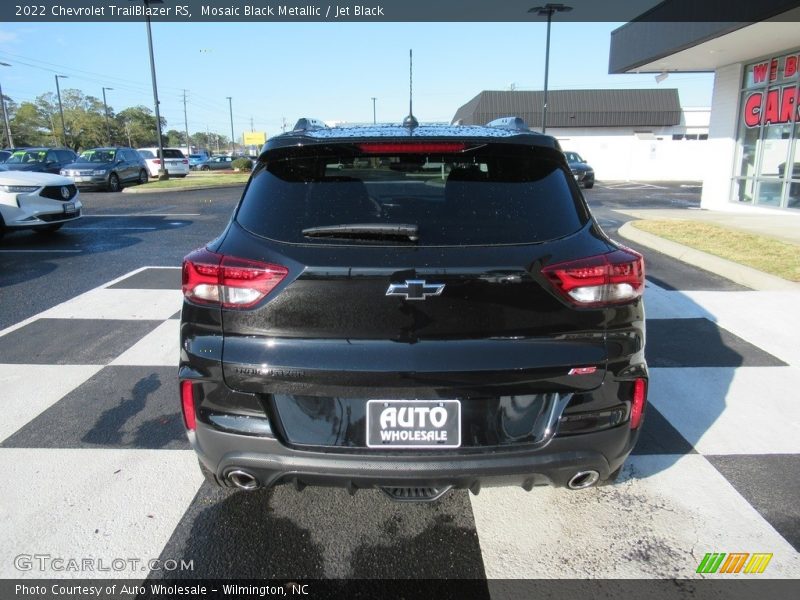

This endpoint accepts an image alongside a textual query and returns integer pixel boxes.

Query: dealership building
[452,88,710,181]
[609,2,800,211]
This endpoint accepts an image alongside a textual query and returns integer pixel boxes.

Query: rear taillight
[182,159,189,164]
[182,248,288,309]
[153,159,161,165]
[181,380,196,430]
[542,248,644,307]
[630,378,647,429]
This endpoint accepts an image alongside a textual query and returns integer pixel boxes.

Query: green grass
[631,219,800,282]
[142,171,250,190]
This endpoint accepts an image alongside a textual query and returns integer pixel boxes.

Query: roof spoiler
[486,116,530,131]
[293,118,328,132]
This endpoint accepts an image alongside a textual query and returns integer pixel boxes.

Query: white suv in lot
[137,147,190,178]
[0,171,81,237]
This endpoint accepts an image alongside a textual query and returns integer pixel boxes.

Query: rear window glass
[162,149,185,159]
[236,144,587,246]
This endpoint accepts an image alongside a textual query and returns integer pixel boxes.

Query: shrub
[232,157,253,172]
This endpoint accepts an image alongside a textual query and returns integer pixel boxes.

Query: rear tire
[584,181,595,189]
[138,170,148,185]
[200,165,210,171]
[107,173,121,192]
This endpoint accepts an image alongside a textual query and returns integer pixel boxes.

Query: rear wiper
[302,223,419,242]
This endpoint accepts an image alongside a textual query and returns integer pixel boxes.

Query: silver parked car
[61,147,149,192]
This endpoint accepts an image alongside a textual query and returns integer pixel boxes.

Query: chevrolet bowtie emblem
[386,280,445,301]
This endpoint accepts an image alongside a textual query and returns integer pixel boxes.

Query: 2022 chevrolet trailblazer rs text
[179,116,648,502]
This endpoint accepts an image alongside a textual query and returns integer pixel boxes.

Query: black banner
[2,0,800,23]
[2,579,800,600]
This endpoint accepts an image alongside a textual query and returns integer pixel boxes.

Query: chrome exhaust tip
[567,470,600,490]
[226,469,260,491]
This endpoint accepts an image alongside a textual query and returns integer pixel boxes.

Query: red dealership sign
[742,52,800,128]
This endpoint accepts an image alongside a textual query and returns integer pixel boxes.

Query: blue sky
[0,21,714,139]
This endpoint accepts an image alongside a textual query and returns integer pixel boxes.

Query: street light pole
[0,62,13,148]
[101,86,113,145]
[144,0,168,179]
[371,97,376,124]
[227,96,235,155]
[55,74,68,147]
[528,3,572,134]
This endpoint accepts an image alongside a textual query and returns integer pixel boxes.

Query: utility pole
[0,62,14,148]
[250,116,254,131]
[124,120,132,147]
[144,0,168,179]
[101,87,113,145]
[55,74,68,147]
[182,89,190,156]
[371,97,376,124]
[226,96,235,155]
[281,117,287,133]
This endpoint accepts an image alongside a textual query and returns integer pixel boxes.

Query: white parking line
[0,249,81,253]
[62,227,158,230]
[84,213,200,217]
[0,266,179,339]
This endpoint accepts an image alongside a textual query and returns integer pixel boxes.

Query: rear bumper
[190,419,638,492]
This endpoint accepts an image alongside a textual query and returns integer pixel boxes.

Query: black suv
[180,117,647,501]
[0,147,77,174]
[565,151,595,189]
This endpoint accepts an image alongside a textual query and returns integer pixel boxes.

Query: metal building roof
[452,89,682,128]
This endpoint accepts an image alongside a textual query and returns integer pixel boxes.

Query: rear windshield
[138,149,184,159]
[236,143,588,246]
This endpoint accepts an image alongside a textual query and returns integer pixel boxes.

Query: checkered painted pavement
[1,267,798,580]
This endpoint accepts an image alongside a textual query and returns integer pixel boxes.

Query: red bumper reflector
[630,378,647,429]
[181,381,196,431]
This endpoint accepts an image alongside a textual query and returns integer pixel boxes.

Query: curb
[618,221,800,292]
[122,183,246,194]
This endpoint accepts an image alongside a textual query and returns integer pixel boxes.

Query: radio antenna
[403,49,419,128]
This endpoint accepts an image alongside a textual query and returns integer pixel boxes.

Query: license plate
[74,176,89,182]
[63,202,76,214]
[366,399,461,448]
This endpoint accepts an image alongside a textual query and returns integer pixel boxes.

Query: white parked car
[136,147,190,178]
[0,171,81,237]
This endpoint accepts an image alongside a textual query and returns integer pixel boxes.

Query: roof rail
[486,116,530,131]
[293,118,328,132]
